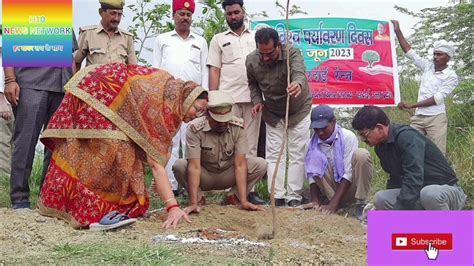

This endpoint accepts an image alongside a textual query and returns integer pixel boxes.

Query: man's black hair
[222,0,244,10]
[352,105,390,131]
[255,27,279,48]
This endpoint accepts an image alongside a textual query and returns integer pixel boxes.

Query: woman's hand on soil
[163,208,191,229]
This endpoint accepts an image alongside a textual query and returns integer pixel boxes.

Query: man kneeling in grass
[351,105,466,210]
[303,105,373,219]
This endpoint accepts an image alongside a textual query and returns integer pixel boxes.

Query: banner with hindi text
[251,18,400,106]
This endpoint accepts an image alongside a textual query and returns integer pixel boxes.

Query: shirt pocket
[201,146,216,162]
[189,46,202,71]
[89,47,106,62]
[221,42,237,64]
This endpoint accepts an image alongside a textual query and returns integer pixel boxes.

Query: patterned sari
[38,63,205,228]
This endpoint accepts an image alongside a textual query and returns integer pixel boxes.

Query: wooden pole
[270,0,292,238]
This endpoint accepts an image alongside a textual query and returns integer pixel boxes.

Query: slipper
[89,211,137,231]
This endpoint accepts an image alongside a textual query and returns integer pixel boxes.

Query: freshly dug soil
[0,204,367,264]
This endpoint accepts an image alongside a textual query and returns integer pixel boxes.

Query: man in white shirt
[152,0,209,193]
[303,105,373,219]
[392,20,458,155]
[207,0,264,205]
[0,26,15,176]
[207,0,258,155]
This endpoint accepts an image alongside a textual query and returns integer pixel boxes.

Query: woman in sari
[38,63,208,230]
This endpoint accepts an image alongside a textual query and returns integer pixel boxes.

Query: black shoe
[12,202,31,209]
[301,196,310,204]
[247,192,265,205]
[356,203,366,221]
[275,198,286,207]
[173,188,187,197]
[287,199,301,207]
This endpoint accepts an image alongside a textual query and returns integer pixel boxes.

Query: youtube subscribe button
[391,233,453,251]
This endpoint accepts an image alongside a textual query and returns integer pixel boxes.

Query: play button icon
[396,237,408,247]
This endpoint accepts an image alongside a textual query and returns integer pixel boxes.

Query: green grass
[48,242,181,264]
[0,150,44,208]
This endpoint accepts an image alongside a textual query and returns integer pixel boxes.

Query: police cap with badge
[99,0,125,9]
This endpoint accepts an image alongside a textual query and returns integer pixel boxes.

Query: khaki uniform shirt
[207,28,255,103]
[246,46,312,127]
[75,24,137,66]
[185,116,248,171]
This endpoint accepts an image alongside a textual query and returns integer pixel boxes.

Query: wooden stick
[270,0,292,238]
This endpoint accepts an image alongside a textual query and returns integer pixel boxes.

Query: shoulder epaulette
[229,116,244,128]
[118,28,134,36]
[79,25,98,33]
[189,117,207,133]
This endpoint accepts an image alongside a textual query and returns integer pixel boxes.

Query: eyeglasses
[357,128,374,140]
[258,48,277,59]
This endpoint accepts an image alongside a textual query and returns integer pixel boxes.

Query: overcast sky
[66,0,451,32]
[1,0,453,64]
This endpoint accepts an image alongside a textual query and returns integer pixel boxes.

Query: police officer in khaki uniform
[74,0,137,72]
[173,91,267,214]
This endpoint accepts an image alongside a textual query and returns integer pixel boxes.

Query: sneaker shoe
[359,203,375,221]
[221,194,240,206]
[89,211,137,231]
[12,202,31,209]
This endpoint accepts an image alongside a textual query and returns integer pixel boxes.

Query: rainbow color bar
[2,0,72,67]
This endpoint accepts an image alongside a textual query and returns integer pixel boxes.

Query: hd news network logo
[392,233,452,251]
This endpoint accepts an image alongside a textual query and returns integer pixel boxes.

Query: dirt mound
[0,205,367,264]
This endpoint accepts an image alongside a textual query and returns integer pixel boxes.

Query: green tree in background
[394,3,473,78]
[127,0,308,52]
[274,0,308,17]
[127,0,173,65]
[193,0,227,43]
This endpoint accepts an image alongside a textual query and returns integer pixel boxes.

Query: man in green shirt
[246,27,312,207]
[351,105,466,210]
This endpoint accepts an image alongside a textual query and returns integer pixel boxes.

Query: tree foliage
[127,0,173,65]
[395,3,473,78]
[193,0,227,43]
[274,0,308,17]
[127,0,308,62]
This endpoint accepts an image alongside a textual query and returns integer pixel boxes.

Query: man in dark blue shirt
[351,105,466,210]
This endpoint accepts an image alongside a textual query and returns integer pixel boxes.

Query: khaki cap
[208,91,234,122]
[99,0,125,9]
